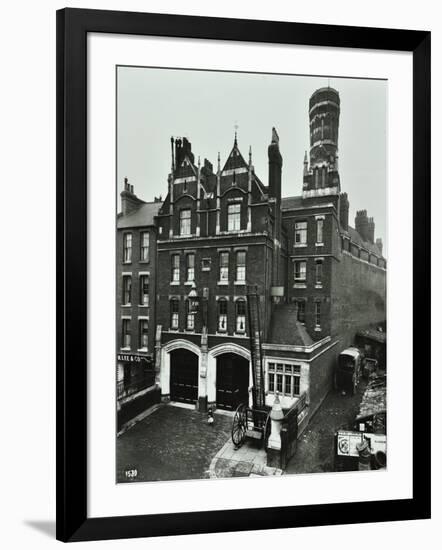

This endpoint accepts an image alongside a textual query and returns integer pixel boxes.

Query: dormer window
[180,209,191,235]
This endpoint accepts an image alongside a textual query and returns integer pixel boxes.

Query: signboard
[117,353,151,364]
[336,430,387,457]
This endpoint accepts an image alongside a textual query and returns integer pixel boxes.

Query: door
[170,349,198,403]
[216,353,249,410]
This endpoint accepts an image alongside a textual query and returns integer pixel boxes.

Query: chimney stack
[376,238,383,256]
[355,210,369,242]
[120,177,142,216]
[367,217,375,244]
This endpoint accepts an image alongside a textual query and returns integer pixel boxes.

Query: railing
[117,370,155,400]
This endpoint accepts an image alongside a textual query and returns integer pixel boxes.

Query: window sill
[122,261,132,265]
[234,281,246,286]
[120,347,131,352]
[294,244,307,248]
[314,326,322,332]
[201,267,211,272]
[315,243,324,247]
[216,331,228,336]
[139,260,150,264]
[138,304,149,308]
[315,284,323,289]
[170,281,180,286]
[217,281,229,286]
[234,332,247,337]
[121,304,131,308]
[293,283,307,289]
[137,348,148,353]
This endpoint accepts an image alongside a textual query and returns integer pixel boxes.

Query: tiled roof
[117,201,163,229]
[281,195,303,210]
[268,304,313,346]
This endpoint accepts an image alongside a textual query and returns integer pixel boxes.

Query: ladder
[246,285,265,410]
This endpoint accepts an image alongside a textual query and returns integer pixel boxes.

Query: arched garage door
[216,353,249,411]
[170,349,198,404]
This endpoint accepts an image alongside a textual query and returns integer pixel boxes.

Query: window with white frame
[122,319,131,349]
[140,231,149,261]
[236,299,246,333]
[123,233,132,262]
[186,300,195,330]
[122,275,132,305]
[219,251,229,281]
[171,254,180,282]
[268,363,301,397]
[170,299,179,329]
[315,301,321,327]
[235,250,246,282]
[139,319,148,349]
[315,260,323,285]
[294,221,307,246]
[316,218,324,243]
[294,260,307,282]
[227,203,241,232]
[180,209,191,235]
[218,299,228,332]
[139,275,149,306]
[186,253,195,282]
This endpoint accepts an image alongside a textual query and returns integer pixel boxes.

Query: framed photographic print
[56,8,431,542]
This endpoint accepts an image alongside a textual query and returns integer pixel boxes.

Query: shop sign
[117,353,150,363]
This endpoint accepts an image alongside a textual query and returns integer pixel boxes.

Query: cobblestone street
[117,404,231,483]
[284,382,367,475]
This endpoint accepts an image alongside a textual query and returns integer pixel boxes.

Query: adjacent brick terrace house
[116,86,386,428]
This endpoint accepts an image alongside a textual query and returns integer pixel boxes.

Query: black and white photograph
[115,67,387,483]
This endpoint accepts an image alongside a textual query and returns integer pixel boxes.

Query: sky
[117,66,387,254]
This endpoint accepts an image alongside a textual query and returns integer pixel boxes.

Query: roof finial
[234,121,239,146]
[217,152,221,172]
[249,145,252,167]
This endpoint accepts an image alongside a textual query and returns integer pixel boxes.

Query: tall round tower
[309,87,340,168]
[303,87,341,195]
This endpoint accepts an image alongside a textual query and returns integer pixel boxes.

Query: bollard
[268,393,284,449]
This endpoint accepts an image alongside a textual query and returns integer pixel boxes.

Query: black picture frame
[56,7,431,542]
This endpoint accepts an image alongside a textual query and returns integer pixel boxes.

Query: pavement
[117,381,366,483]
[284,380,367,475]
[117,403,281,483]
[117,403,231,482]
[209,438,282,478]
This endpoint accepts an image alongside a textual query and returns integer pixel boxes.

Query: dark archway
[170,349,199,404]
[216,353,249,411]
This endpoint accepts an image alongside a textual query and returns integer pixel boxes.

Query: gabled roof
[117,201,163,229]
[222,136,249,172]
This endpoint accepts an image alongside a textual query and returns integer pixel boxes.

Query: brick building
[117,86,386,427]
[116,179,162,429]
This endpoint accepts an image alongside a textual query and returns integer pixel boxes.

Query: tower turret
[303,87,341,197]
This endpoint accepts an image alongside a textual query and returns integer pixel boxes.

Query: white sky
[117,66,387,253]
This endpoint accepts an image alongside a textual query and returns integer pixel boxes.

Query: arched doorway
[216,353,249,411]
[170,349,199,404]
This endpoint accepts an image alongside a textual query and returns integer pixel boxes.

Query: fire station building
[117,86,387,426]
